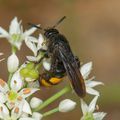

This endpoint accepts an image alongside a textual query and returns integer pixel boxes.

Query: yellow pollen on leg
[23,88,31,94]
[50,77,62,84]
[41,79,51,87]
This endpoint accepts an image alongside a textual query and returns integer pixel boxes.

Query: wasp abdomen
[40,73,63,87]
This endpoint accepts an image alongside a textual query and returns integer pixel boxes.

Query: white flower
[80,62,104,96]
[0,17,37,50]
[58,99,76,112]
[30,97,43,109]
[26,34,47,62]
[7,53,19,73]
[0,52,5,62]
[0,101,43,120]
[80,96,106,120]
[0,78,39,112]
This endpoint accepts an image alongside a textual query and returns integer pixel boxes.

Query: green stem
[12,46,17,53]
[43,107,59,117]
[33,86,72,112]
[7,73,13,87]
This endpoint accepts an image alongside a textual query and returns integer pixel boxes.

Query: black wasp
[29,16,86,97]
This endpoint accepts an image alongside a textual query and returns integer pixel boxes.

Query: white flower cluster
[0,17,106,120]
[0,78,43,120]
[80,62,106,120]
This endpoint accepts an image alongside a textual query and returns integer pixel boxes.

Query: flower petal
[86,80,104,88]
[24,27,38,36]
[13,41,22,50]
[26,56,37,62]
[0,102,9,119]
[6,101,15,109]
[81,62,92,79]
[21,112,29,118]
[9,17,21,34]
[0,92,7,103]
[93,112,107,120]
[89,96,99,112]
[11,101,23,119]
[10,68,23,91]
[25,37,37,56]
[0,79,9,93]
[80,98,89,115]
[19,117,35,120]
[43,58,51,71]
[86,87,100,96]
[0,27,9,38]
[37,34,47,50]
[19,88,39,98]
[27,81,40,88]
[32,112,43,120]
[22,100,32,115]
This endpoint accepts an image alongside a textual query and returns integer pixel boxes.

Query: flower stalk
[33,86,72,112]
[43,107,59,117]
[7,73,13,87]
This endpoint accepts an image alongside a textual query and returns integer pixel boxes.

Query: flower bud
[43,59,51,71]
[7,53,19,73]
[59,99,76,112]
[32,112,43,120]
[30,97,43,109]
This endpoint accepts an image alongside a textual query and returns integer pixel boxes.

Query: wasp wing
[58,46,86,97]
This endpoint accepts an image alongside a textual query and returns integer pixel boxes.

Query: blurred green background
[0,0,120,119]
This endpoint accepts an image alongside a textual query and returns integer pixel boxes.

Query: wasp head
[44,28,59,39]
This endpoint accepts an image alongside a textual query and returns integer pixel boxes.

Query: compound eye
[48,32,53,36]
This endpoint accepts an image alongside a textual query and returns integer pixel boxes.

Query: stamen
[23,88,31,94]
[0,107,3,112]
[0,79,5,87]
[14,80,17,84]
[14,107,19,113]
[17,96,22,101]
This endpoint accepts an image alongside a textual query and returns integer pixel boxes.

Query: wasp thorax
[44,28,59,38]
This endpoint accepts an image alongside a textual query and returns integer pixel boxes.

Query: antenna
[53,16,66,28]
[28,23,44,30]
